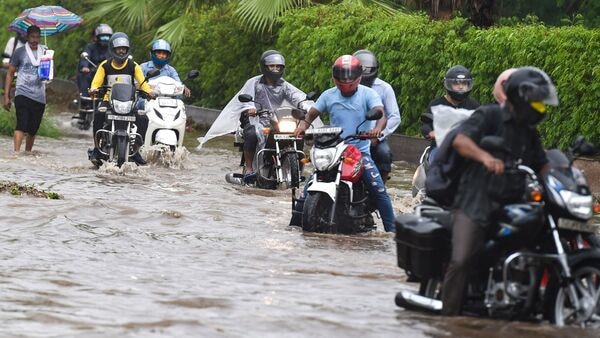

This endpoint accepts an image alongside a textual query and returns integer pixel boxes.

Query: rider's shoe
[88,147,105,168]
[131,152,147,166]
[243,171,257,184]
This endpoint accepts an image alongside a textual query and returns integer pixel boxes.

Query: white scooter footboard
[155,129,178,146]
[307,181,351,202]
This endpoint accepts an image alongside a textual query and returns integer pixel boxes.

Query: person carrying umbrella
[2,25,47,152]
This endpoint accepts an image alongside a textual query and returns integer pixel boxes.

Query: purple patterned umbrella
[8,5,83,38]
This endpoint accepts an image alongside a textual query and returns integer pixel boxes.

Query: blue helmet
[150,39,172,67]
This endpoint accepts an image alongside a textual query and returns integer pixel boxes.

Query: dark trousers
[441,209,485,316]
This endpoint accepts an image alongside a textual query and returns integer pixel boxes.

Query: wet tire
[302,191,333,233]
[281,152,300,189]
[256,153,277,189]
[116,136,128,167]
[418,279,442,299]
[545,261,600,326]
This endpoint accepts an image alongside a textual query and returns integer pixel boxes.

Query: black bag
[424,128,465,206]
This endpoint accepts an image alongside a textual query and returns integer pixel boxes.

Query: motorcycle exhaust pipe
[395,290,442,313]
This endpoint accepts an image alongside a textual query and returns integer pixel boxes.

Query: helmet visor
[263,54,285,66]
[444,78,473,93]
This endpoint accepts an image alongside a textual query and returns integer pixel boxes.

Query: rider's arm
[134,63,152,94]
[3,63,16,109]
[167,65,181,82]
[379,82,401,139]
[90,61,106,91]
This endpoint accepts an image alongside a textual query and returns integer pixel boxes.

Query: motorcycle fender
[567,248,600,267]
[306,181,351,202]
[307,181,337,202]
[155,129,178,146]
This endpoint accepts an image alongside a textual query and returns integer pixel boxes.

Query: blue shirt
[314,85,383,154]
[140,61,181,82]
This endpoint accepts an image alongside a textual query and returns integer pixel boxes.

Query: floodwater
[0,112,598,338]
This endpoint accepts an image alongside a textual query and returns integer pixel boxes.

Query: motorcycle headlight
[312,148,337,171]
[112,100,133,114]
[559,190,593,219]
[278,119,296,133]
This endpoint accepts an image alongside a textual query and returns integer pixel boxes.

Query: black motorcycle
[226,94,314,190]
[395,136,600,326]
[93,70,158,167]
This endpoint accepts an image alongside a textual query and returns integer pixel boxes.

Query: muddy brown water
[0,112,598,337]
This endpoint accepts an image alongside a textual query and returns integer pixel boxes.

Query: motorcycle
[225,94,314,190]
[142,69,199,152]
[91,69,159,168]
[72,52,101,130]
[395,135,600,326]
[293,109,383,234]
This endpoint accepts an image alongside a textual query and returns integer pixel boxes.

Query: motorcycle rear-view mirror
[305,91,319,101]
[238,94,253,103]
[291,108,306,121]
[366,108,383,121]
[146,69,161,79]
[80,51,89,60]
[571,136,596,156]
[186,69,200,80]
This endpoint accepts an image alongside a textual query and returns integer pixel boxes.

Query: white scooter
[143,70,199,151]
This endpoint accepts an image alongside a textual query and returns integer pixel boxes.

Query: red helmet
[332,55,362,96]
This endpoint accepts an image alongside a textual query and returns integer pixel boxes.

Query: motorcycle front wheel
[302,191,333,233]
[281,152,300,189]
[545,261,600,326]
[116,136,128,167]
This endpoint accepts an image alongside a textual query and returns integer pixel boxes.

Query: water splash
[141,145,190,169]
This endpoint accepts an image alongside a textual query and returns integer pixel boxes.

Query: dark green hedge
[276,4,600,148]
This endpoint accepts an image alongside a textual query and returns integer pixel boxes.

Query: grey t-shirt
[10,46,46,104]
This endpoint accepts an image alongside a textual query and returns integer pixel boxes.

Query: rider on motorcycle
[88,32,154,167]
[140,39,191,97]
[440,67,557,316]
[234,50,308,183]
[294,55,395,232]
[420,65,479,162]
[492,68,517,106]
[352,49,401,183]
[77,24,112,98]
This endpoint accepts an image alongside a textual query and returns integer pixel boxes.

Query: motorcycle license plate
[107,114,136,122]
[305,127,343,135]
[274,134,299,140]
[158,98,178,108]
[557,218,600,233]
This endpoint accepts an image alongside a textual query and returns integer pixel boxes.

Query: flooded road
[0,113,598,337]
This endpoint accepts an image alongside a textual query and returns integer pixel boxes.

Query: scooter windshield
[110,83,135,102]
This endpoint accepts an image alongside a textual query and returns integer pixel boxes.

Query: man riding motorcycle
[140,39,191,97]
[420,65,480,163]
[352,49,401,183]
[77,24,112,98]
[87,32,153,167]
[439,66,558,316]
[294,55,395,232]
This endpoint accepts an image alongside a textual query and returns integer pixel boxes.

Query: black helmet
[108,32,130,63]
[444,65,473,102]
[94,24,113,47]
[352,49,379,87]
[504,66,558,126]
[259,50,285,81]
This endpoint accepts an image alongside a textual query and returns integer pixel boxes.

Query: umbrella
[8,5,83,42]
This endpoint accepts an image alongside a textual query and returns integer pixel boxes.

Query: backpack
[424,127,465,206]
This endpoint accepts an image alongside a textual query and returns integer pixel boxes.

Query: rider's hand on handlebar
[246,108,257,117]
[482,154,504,175]
[88,88,99,97]
[81,67,91,74]
[183,86,191,97]
[366,127,383,139]
[294,123,308,139]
